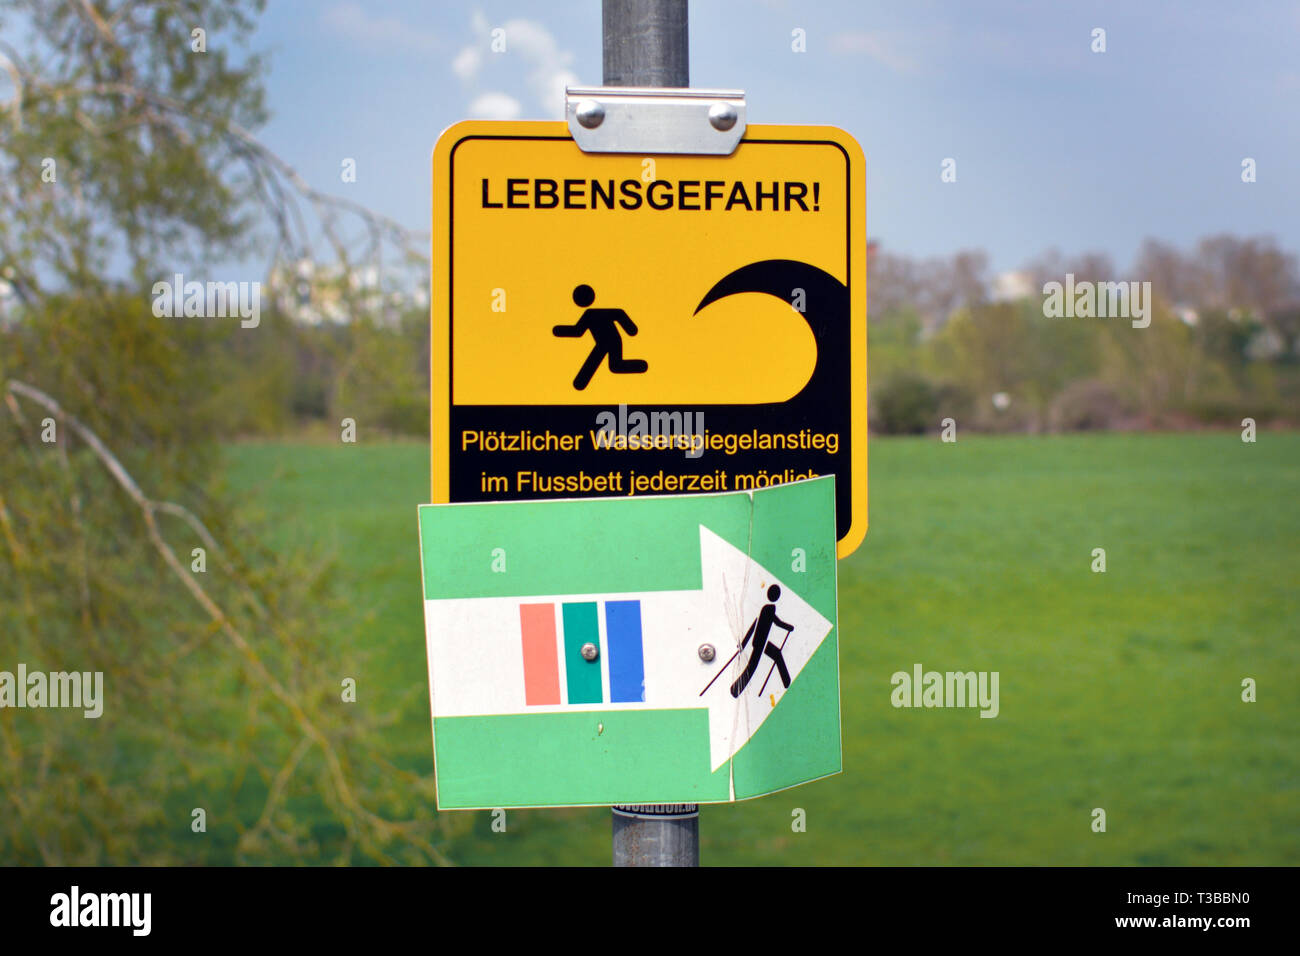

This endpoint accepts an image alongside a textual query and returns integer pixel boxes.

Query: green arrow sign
[417,476,840,808]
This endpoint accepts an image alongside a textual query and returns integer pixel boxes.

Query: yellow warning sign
[432,120,868,557]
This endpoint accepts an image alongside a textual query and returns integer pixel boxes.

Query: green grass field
[225,432,1300,865]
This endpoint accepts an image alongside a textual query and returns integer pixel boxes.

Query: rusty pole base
[611,804,700,866]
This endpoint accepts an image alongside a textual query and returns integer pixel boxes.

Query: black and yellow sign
[431,120,868,556]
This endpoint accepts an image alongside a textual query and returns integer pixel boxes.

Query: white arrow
[423,526,832,777]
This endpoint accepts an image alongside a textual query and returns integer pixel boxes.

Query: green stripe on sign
[433,709,731,808]
[562,602,603,704]
[418,493,751,600]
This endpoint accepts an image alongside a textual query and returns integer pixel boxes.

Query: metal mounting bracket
[565,86,747,155]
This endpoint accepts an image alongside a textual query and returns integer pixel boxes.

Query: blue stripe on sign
[604,600,646,703]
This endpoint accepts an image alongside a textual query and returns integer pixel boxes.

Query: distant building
[991,270,1034,303]
[0,278,14,328]
[269,259,423,326]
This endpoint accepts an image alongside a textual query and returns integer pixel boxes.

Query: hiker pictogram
[700,584,797,700]
[728,584,794,697]
[552,283,649,390]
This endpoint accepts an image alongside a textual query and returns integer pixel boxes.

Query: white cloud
[505,18,577,117]
[467,92,523,120]
[452,46,482,80]
[828,31,918,74]
[450,15,578,119]
[497,18,563,62]
[322,3,440,55]
[539,68,580,120]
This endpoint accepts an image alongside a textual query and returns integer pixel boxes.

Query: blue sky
[247,0,1296,274]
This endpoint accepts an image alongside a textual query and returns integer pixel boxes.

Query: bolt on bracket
[565,86,746,155]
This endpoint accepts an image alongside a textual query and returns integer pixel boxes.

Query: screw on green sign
[417,476,841,808]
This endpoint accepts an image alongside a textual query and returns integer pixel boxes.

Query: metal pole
[603,0,699,866]
[613,804,699,867]
[602,0,689,87]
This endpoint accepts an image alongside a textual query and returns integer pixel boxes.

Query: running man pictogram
[552,283,649,390]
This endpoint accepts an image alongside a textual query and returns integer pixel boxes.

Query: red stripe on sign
[519,603,561,706]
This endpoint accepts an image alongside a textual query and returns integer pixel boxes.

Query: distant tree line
[868,234,1300,434]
